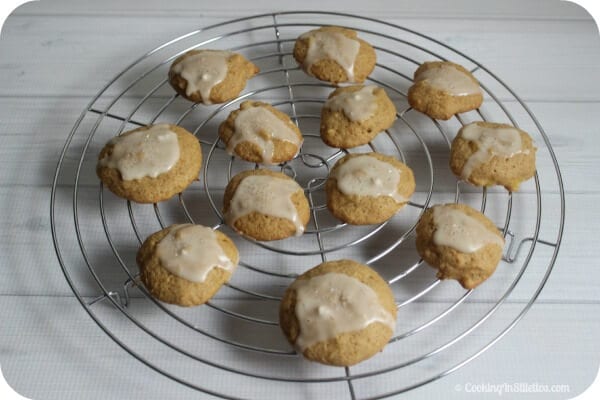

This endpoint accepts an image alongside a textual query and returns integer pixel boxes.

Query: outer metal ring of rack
[50,11,565,400]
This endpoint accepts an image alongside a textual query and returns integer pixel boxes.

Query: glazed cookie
[169,49,259,104]
[293,26,376,84]
[279,259,397,366]
[415,203,505,289]
[218,101,303,165]
[408,61,483,120]
[450,121,537,192]
[96,124,202,203]
[223,169,310,241]
[137,224,239,307]
[326,152,415,225]
[320,85,397,148]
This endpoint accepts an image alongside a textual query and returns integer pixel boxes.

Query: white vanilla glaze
[99,124,180,181]
[300,30,360,81]
[225,175,305,236]
[416,64,481,96]
[292,272,396,350]
[332,155,407,203]
[172,50,232,104]
[432,205,504,253]
[325,85,379,122]
[460,123,524,179]
[155,224,236,283]
[227,106,302,164]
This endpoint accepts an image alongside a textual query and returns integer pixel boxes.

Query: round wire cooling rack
[50,11,565,400]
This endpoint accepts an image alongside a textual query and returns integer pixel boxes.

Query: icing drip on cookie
[227,105,302,164]
[156,224,236,283]
[300,30,360,82]
[432,205,504,253]
[325,85,379,122]
[460,123,525,180]
[99,124,180,181]
[172,50,232,104]
[225,175,305,236]
[332,154,408,203]
[416,64,481,96]
[292,272,396,350]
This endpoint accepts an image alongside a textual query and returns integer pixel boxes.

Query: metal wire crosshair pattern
[50,11,565,400]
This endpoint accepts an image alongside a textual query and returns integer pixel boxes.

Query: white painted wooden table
[1,1,599,399]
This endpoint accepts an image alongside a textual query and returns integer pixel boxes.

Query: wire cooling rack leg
[122,276,139,308]
[504,233,558,263]
[87,291,126,308]
[108,291,124,307]
[86,294,107,307]
[503,230,517,262]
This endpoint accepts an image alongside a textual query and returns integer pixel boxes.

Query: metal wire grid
[49,11,565,400]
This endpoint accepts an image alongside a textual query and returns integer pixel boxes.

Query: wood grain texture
[1,297,597,399]
[11,0,592,19]
[1,14,598,99]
